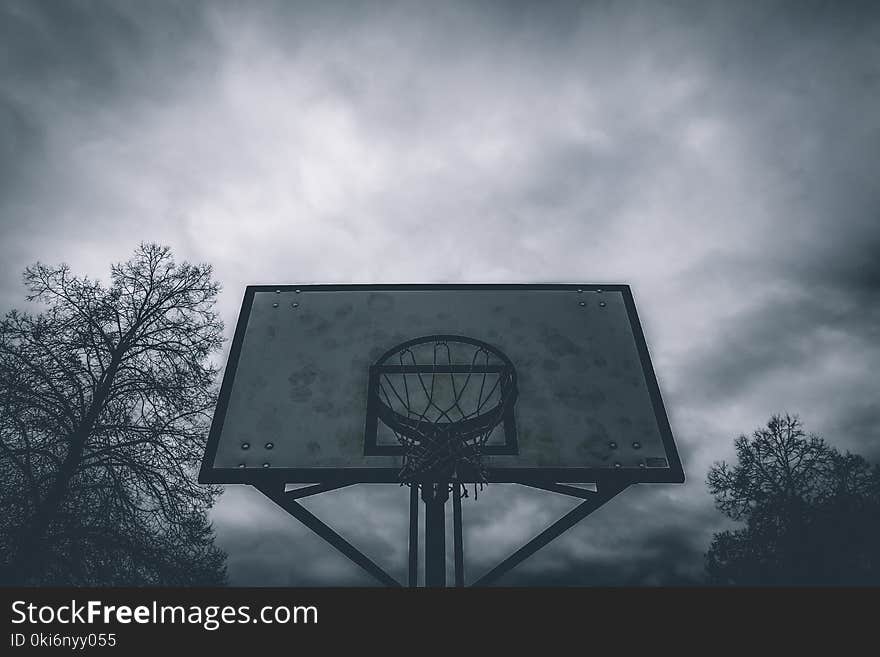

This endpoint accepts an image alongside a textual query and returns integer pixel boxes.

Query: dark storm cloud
[0,0,211,98]
[498,528,705,587]
[678,262,880,404]
[0,0,219,299]
[0,94,42,198]
[829,404,880,463]
[1,0,878,585]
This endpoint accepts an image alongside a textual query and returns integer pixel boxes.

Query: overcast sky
[2,0,878,585]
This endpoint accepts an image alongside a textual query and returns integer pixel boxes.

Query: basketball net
[375,338,517,498]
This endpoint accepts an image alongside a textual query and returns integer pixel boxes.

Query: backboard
[199,284,683,485]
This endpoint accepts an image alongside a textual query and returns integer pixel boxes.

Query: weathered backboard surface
[199,285,683,485]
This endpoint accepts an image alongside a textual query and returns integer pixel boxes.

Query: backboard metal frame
[199,284,684,587]
[198,284,684,487]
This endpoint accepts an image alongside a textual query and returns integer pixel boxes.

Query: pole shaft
[453,484,464,587]
[409,485,419,587]
[422,483,449,587]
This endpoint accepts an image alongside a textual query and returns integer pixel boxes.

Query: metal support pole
[453,483,464,587]
[408,485,419,587]
[422,482,449,587]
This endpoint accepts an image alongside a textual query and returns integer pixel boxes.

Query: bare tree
[706,414,880,585]
[0,244,226,584]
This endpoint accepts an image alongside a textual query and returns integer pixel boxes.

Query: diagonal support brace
[256,483,402,588]
[516,482,598,499]
[284,482,355,499]
[472,480,629,587]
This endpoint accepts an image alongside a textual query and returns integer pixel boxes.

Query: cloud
[1,0,878,584]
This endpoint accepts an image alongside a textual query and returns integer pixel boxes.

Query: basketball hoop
[371,335,518,495]
[200,284,685,587]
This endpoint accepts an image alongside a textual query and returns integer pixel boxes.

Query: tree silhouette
[706,414,880,585]
[0,244,226,584]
